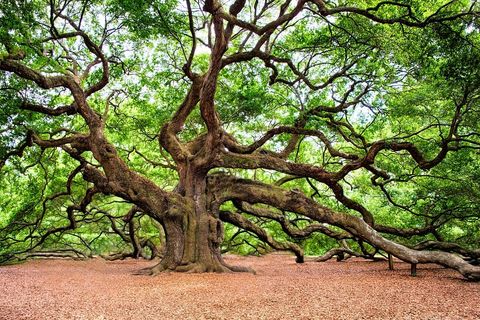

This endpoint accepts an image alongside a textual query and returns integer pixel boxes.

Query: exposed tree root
[315,248,385,262]
[137,256,256,275]
[4,249,89,263]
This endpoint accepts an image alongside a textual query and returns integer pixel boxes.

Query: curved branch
[159,76,204,162]
[318,0,478,28]
[20,101,77,116]
[236,201,351,240]
[0,57,100,124]
[219,210,304,262]
[218,0,307,36]
[223,126,358,160]
[209,175,480,280]
[54,12,109,96]
[412,240,480,260]
[0,58,74,90]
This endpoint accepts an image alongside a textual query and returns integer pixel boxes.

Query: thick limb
[210,175,480,281]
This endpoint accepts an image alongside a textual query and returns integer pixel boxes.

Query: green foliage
[1,0,480,261]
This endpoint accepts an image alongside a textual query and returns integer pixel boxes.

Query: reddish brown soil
[0,254,478,320]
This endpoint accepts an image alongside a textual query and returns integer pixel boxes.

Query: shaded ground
[0,254,479,320]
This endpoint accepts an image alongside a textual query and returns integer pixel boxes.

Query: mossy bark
[147,168,251,274]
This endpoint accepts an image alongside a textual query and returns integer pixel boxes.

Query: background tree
[1,0,480,279]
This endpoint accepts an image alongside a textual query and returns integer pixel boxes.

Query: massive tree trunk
[153,214,224,273]
[147,167,250,274]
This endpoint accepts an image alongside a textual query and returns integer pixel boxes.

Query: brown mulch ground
[0,254,479,320]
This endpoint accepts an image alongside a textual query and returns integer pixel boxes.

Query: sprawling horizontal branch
[219,115,462,184]
[223,126,358,160]
[209,175,480,280]
[0,57,100,124]
[219,0,477,36]
[222,49,359,91]
[412,240,480,260]
[214,143,461,230]
[316,0,478,27]
[20,101,77,116]
[16,249,88,261]
[80,164,192,223]
[0,58,74,90]
[215,150,334,181]
[32,133,89,149]
[235,201,351,240]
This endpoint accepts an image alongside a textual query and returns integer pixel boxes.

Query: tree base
[137,258,256,275]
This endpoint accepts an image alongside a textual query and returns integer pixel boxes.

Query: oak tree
[1,0,480,280]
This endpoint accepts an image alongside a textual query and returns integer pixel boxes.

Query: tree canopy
[1,0,480,280]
